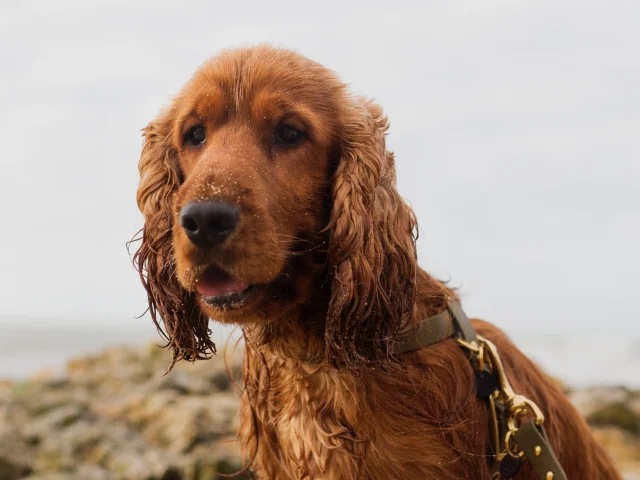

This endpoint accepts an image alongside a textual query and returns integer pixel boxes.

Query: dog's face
[169,49,341,324]
[135,46,417,369]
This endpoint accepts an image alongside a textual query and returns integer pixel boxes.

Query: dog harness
[397,301,567,480]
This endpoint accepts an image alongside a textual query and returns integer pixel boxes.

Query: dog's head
[134,46,417,370]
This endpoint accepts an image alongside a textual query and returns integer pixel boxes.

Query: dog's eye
[275,125,304,146]
[185,126,206,146]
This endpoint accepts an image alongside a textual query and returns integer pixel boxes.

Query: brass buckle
[457,335,545,462]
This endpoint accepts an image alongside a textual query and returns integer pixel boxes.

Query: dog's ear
[133,109,214,366]
[325,98,418,371]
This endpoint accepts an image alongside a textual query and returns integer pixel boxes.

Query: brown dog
[133,46,621,479]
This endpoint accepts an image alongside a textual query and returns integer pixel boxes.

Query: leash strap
[397,301,567,480]
[514,422,567,480]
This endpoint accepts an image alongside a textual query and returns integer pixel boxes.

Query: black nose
[179,201,239,248]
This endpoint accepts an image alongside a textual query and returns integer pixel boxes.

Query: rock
[75,465,111,480]
[0,342,245,479]
[24,467,109,480]
[23,474,77,480]
[141,393,240,454]
[587,402,640,434]
[568,386,631,418]
[630,394,640,417]
[124,390,180,427]
[2,341,637,478]
[25,403,88,440]
[0,426,35,475]
[0,454,32,480]
[215,458,250,478]
[160,467,185,480]
[590,427,640,477]
[21,387,89,416]
[151,369,214,396]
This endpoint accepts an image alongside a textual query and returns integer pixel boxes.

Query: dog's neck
[242,267,455,366]
[410,267,458,323]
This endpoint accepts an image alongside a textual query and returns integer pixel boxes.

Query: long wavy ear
[325,98,417,371]
[132,110,215,367]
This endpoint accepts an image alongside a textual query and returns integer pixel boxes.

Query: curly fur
[133,46,621,479]
[133,114,214,365]
[325,99,418,370]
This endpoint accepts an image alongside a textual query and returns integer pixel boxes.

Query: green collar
[396,300,477,354]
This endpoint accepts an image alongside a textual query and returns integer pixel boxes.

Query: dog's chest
[240,347,487,480]
[242,359,369,479]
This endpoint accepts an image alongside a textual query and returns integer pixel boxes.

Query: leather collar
[396,300,477,354]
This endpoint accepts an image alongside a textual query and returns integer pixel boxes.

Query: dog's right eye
[184,126,206,146]
[275,124,305,146]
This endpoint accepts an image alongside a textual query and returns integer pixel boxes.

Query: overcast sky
[0,0,638,340]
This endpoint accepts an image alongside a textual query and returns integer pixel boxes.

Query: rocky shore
[1,343,638,479]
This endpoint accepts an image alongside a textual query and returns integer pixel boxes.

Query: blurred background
[0,1,638,478]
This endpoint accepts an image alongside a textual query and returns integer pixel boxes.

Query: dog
[133,46,621,479]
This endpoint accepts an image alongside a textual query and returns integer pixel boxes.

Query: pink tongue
[197,267,249,297]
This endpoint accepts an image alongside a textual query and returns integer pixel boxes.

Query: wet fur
[133,46,621,479]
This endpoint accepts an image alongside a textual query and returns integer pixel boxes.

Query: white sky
[0,0,638,339]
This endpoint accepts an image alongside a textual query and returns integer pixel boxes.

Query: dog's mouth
[196,264,256,309]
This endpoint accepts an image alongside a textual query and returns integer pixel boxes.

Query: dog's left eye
[275,125,304,146]
[185,126,206,146]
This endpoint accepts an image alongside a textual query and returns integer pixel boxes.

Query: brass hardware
[546,472,554,479]
[456,338,479,353]
[488,394,500,453]
[477,341,485,371]
[505,429,524,458]
[475,335,545,428]
[457,335,547,471]
[457,335,545,427]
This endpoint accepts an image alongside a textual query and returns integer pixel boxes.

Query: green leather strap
[448,300,477,343]
[397,300,476,354]
[513,422,567,480]
[396,308,454,354]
